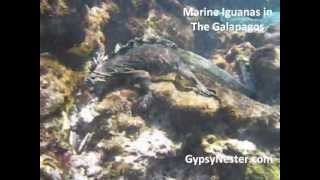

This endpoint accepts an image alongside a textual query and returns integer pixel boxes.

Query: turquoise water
[219,11,280,28]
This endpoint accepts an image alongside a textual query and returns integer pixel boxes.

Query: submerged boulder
[40,154,64,180]
[149,82,220,117]
[201,134,257,156]
[250,45,280,104]
[96,129,178,179]
[245,162,280,180]
[40,54,82,118]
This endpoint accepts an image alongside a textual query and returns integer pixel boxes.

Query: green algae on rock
[245,162,280,180]
[40,54,83,118]
[95,89,139,114]
[150,82,220,117]
[201,134,257,156]
[40,0,70,16]
[67,2,119,58]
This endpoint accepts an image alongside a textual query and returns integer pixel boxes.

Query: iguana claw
[196,84,215,97]
[195,84,221,102]
[136,92,153,113]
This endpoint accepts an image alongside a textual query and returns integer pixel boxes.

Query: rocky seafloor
[40,0,280,179]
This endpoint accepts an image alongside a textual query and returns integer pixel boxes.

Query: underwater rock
[143,8,194,50]
[146,159,218,180]
[96,89,138,115]
[218,88,280,133]
[40,119,71,153]
[114,129,176,173]
[40,0,119,70]
[67,2,118,58]
[210,29,280,105]
[264,25,280,46]
[40,0,71,16]
[102,0,195,53]
[214,31,247,51]
[68,151,104,179]
[40,154,64,180]
[245,24,280,48]
[245,162,280,180]
[201,134,279,180]
[211,42,255,88]
[116,113,145,134]
[211,52,233,73]
[250,45,280,104]
[225,42,256,63]
[40,78,65,118]
[98,129,178,179]
[201,135,257,156]
[126,129,175,156]
[40,54,81,118]
[150,82,220,117]
[211,24,279,55]
[148,79,279,145]
[40,0,85,53]
[66,88,141,153]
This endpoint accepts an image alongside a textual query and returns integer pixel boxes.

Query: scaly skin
[70,38,276,152]
[86,37,254,100]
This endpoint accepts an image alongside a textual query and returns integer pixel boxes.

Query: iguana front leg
[121,70,154,112]
[177,64,217,98]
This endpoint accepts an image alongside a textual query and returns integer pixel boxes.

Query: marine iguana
[69,37,276,153]
[85,36,255,103]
